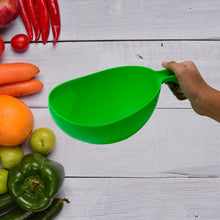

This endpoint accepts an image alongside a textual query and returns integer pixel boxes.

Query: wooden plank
[2,177,220,219]
[55,178,220,219]
[1,0,220,41]
[9,108,218,178]
[0,41,219,108]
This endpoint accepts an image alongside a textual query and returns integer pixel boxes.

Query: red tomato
[0,35,5,58]
[11,34,30,51]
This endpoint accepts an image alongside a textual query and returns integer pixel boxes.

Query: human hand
[161,61,209,114]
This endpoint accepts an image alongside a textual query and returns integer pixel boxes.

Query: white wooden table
[1,0,220,219]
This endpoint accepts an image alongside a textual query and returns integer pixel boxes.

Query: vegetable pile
[19,0,61,45]
[0,153,69,220]
[0,109,68,219]
[0,89,69,219]
[0,0,67,218]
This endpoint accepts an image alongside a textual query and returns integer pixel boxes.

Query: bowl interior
[48,66,160,127]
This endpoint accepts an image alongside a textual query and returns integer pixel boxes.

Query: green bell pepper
[7,152,65,212]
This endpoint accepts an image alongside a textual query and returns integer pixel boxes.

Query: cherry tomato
[0,35,5,58]
[11,34,30,51]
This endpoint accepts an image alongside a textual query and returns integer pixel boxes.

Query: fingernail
[162,61,168,66]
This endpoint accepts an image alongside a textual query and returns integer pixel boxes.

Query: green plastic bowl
[48,66,177,144]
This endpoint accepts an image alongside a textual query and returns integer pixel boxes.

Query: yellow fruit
[0,95,34,146]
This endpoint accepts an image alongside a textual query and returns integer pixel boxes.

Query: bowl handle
[157,69,179,84]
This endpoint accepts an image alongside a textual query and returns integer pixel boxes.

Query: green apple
[0,146,24,169]
[30,127,56,154]
[0,168,8,195]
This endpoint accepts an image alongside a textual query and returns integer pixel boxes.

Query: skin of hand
[162,61,220,122]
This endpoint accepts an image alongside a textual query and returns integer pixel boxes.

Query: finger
[165,82,175,88]
[161,61,168,67]
[174,92,187,100]
[161,61,183,73]
[167,82,187,100]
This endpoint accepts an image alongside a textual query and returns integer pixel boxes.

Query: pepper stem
[32,180,40,191]
[60,198,70,203]
[23,175,44,195]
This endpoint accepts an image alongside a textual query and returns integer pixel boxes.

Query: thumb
[161,61,168,68]
[161,61,180,73]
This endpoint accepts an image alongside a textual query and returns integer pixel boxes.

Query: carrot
[0,79,43,97]
[0,63,39,84]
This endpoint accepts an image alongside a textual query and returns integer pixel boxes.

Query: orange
[0,95,34,146]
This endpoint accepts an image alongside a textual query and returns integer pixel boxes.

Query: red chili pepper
[46,0,61,46]
[35,0,50,44]
[25,0,41,42]
[19,0,33,41]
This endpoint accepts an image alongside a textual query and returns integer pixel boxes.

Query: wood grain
[1,0,220,41]
[0,41,219,108]
[55,178,220,220]
[14,108,219,178]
